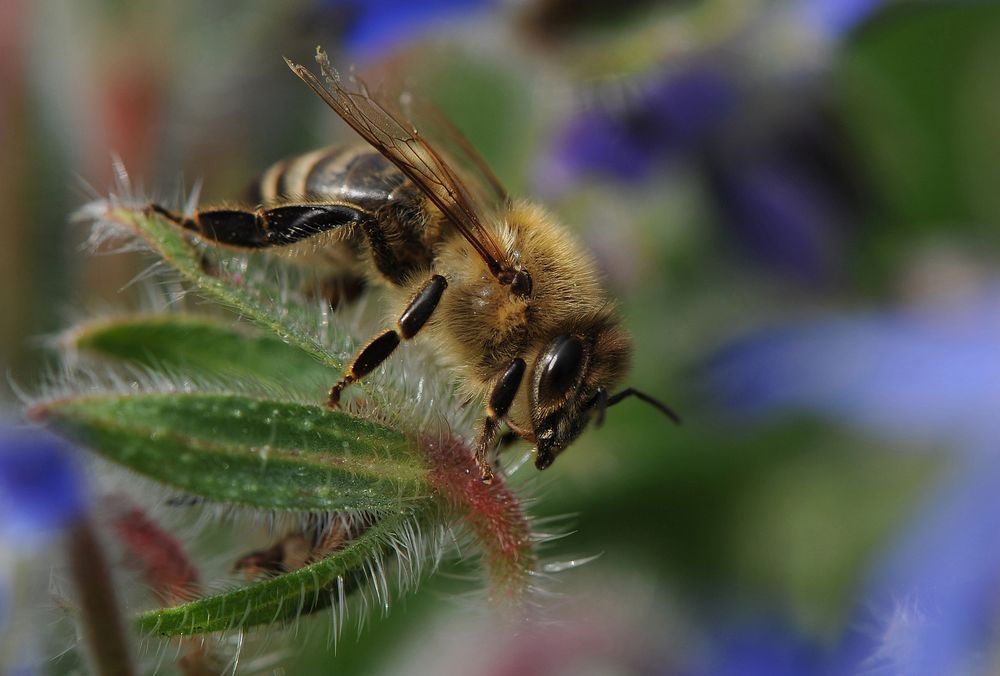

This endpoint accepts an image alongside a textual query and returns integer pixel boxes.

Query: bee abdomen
[245,146,407,212]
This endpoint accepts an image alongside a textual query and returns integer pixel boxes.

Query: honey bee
[149,48,678,482]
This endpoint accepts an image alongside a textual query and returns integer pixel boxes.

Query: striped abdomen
[240,144,447,285]
[245,145,409,212]
[151,145,445,290]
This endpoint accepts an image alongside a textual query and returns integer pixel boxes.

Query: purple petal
[0,427,86,543]
[710,160,842,283]
[695,621,825,676]
[542,68,736,188]
[325,0,496,61]
[642,69,737,151]
[707,286,1000,447]
[834,451,1000,675]
[798,0,887,38]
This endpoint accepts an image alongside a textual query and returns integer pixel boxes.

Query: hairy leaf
[136,509,429,635]
[35,393,428,511]
[70,314,336,397]
[107,207,346,373]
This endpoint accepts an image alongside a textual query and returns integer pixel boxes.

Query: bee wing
[402,96,509,206]
[286,49,512,277]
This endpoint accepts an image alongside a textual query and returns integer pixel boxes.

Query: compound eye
[537,335,584,406]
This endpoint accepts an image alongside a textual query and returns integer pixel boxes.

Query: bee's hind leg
[147,202,362,249]
[328,274,448,407]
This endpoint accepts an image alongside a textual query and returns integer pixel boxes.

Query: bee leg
[148,202,362,249]
[300,275,366,311]
[473,358,527,483]
[328,274,448,407]
[360,217,413,286]
[233,534,312,580]
[316,275,366,311]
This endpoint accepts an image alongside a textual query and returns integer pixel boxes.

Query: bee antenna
[607,387,681,425]
[591,388,609,427]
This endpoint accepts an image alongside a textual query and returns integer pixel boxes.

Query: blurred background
[2,0,1000,673]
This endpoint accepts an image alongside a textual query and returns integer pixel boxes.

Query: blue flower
[706,155,847,284]
[797,0,887,39]
[542,68,736,190]
[0,425,86,674]
[706,78,871,284]
[542,61,864,283]
[707,286,1000,447]
[0,426,87,545]
[831,452,1000,675]
[694,620,824,676]
[324,0,496,61]
[707,284,1000,674]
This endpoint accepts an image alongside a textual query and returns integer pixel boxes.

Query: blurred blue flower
[0,425,86,675]
[542,60,865,283]
[798,0,887,38]
[831,451,1000,675]
[706,154,846,284]
[542,68,736,191]
[694,620,824,676]
[0,426,86,545]
[324,0,496,61]
[707,284,1000,674]
[707,286,1000,447]
[700,79,866,284]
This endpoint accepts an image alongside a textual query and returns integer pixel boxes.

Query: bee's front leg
[473,358,526,483]
[328,274,448,407]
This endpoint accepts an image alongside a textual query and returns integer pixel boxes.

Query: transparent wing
[402,96,509,206]
[286,49,512,278]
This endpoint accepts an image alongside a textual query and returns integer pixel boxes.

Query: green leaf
[36,393,429,511]
[70,314,336,397]
[137,509,427,635]
[106,207,346,374]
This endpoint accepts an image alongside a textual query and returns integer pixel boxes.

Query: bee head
[527,314,632,469]
[526,314,681,469]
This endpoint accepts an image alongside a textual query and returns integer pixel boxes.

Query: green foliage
[38,393,428,511]
[839,2,1000,280]
[108,206,345,373]
[137,510,425,635]
[72,315,336,397]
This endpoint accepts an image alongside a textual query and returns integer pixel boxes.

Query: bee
[149,47,678,482]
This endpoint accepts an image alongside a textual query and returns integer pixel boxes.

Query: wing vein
[285,50,512,277]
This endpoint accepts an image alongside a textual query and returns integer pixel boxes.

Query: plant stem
[67,516,135,676]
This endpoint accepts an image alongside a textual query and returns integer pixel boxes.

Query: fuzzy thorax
[413,199,632,457]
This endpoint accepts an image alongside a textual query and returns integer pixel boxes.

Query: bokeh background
[3,0,1000,674]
